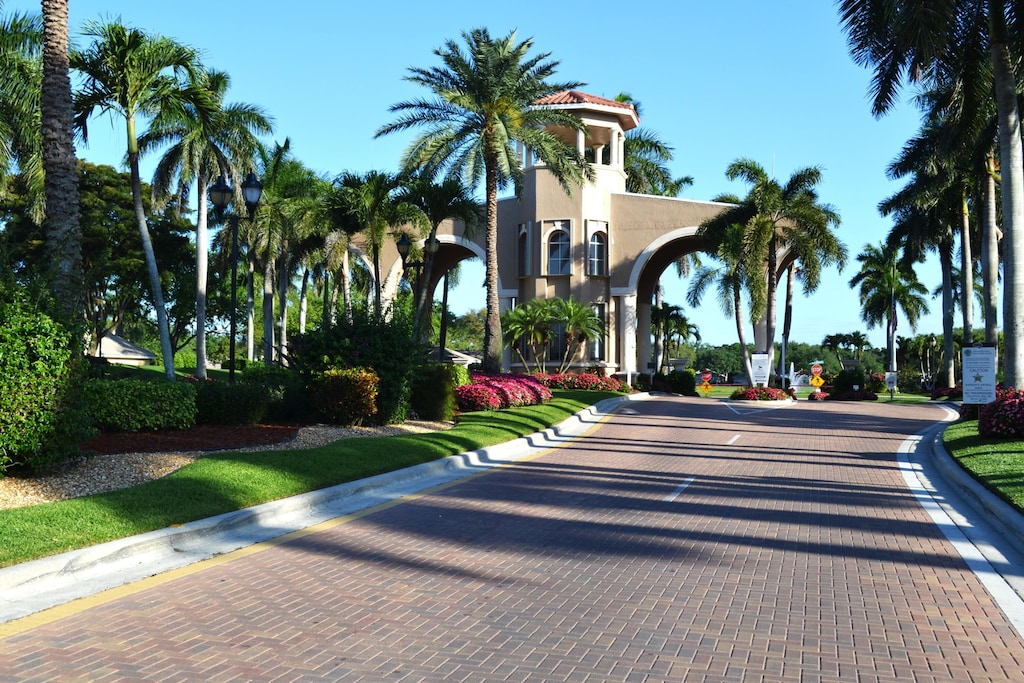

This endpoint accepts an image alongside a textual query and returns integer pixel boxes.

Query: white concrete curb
[0,393,652,624]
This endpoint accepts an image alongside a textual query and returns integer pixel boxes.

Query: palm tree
[335,169,420,316]
[376,28,593,373]
[848,241,930,372]
[837,0,1024,385]
[397,172,481,336]
[699,158,840,376]
[72,21,205,380]
[500,297,556,373]
[554,296,603,373]
[139,68,272,378]
[38,0,81,321]
[0,6,42,213]
[687,221,764,385]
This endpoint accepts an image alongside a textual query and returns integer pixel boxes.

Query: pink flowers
[455,373,553,412]
[729,386,791,401]
[978,387,1024,437]
[533,372,622,391]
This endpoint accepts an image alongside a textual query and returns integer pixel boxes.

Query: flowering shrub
[535,372,622,392]
[825,390,879,401]
[729,386,791,401]
[808,391,829,401]
[931,386,963,400]
[978,387,1024,437]
[455,373,553,412]
[455,383,502,412]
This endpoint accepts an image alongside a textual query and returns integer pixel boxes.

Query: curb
[0,393,651,624]
[929,430,1024,552]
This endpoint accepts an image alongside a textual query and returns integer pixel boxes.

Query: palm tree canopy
[375,27,593,197]
[849,241,930,331]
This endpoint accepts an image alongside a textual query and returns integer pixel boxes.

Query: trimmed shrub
[0,299,91,474]
[808,391,829,401]
[310,367,379,425]
[239,364,308,420]
[931,386,963,401]
[455,383,502,412]
[832,368,866,394]
[535,372,622,392]
[454,373,553,412]
[652,369,697,396]
[824,390,879,401]
[82,379,197,432]
[410,364,461,421]
[291,309,422,424]
[191,378,269,425]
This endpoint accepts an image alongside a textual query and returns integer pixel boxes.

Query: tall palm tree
[0,8,44,222]
[376,28,593,373]
[848,241,930,372]
[139,68,272,378]
[687,221,764,385]
[38,0,81,321]
[837,0,1024,385]
[397,172,481,336]
[699,158,841,376]
[72,21,205,380]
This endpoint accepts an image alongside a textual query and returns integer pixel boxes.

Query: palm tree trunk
[734,283,755,385]
[764,238,779,379]
[262,257,274,365]
[299,268,309,335]
[341,248,352,323]
[984,155,1000,346]
[990,5,1024,385]
[40,0,82,326]
[941,236,956,388]
[960,190,974,345]
[778,266,795,386]
[247,254,256,361]
[482,157,502,373]
[276,251,288,366]
[194,172,210,379]
[128,143,175,381]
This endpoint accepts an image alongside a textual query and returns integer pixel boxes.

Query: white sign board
[885,372,898,391]
[750,353,771,387]
[962,346,997,404]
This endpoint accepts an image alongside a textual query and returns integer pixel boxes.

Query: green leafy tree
[376,28,593,373]
[554,296,603,373]
[72,20,205,380]
[501,297,556,373]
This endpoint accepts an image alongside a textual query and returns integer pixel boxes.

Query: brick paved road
[3,396,1024,682]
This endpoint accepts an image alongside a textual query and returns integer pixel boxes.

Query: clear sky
[11,0,946,349]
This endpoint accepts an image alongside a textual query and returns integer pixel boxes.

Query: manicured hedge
[82,379,197,432]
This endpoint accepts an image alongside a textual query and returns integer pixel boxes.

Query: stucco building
[380,91,730,378]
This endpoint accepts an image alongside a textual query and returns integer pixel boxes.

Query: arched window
[518,227,530,277]
[547,227,571,275]
[588,232,607,277]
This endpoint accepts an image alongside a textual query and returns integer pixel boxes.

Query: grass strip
[943,419,1024,513]
[0,391,620,568]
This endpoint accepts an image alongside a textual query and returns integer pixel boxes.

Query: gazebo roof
[532,90,639,132]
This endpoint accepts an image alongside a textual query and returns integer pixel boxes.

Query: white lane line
[727,434,741,445]
[663,477,695,502]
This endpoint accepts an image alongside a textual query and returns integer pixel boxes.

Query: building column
[620,294,638,382]
[577,129,586,157]
[500,296,515,372]
[637,299,652,375]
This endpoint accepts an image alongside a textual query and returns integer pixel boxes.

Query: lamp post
[396,232,440,343]
[209,172,263,383]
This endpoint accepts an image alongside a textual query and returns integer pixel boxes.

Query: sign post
[810,362,824,393]
[885,372,898,400]
[700,370,713,396]
[751,354,771,387]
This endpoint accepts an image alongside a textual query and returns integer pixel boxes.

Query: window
[518,226,531,277]
[588,232,607,277]
[547,225,571,275]
[548,322,567,362]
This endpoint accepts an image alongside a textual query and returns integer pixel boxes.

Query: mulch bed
[81,424,303,455]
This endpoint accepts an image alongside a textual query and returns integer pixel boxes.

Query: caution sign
[810,375,825,388]
[700,381,713,395]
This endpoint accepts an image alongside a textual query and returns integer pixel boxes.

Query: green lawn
[0,390,621,568]
[943,419,1024,513]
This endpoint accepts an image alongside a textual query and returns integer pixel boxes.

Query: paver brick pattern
[3,397,1024,682]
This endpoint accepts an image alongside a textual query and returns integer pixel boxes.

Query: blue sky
[11,0,943,349]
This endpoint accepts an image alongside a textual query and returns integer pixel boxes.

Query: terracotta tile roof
[533,90,636,112]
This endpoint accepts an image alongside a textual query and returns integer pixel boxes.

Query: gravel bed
[0,421,451,511]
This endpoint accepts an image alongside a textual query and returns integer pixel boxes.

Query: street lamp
[396,233,441,345]
[209,172,263,383]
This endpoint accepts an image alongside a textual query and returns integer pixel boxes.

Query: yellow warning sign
[700,381,713,395]
[810,375,825,388]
